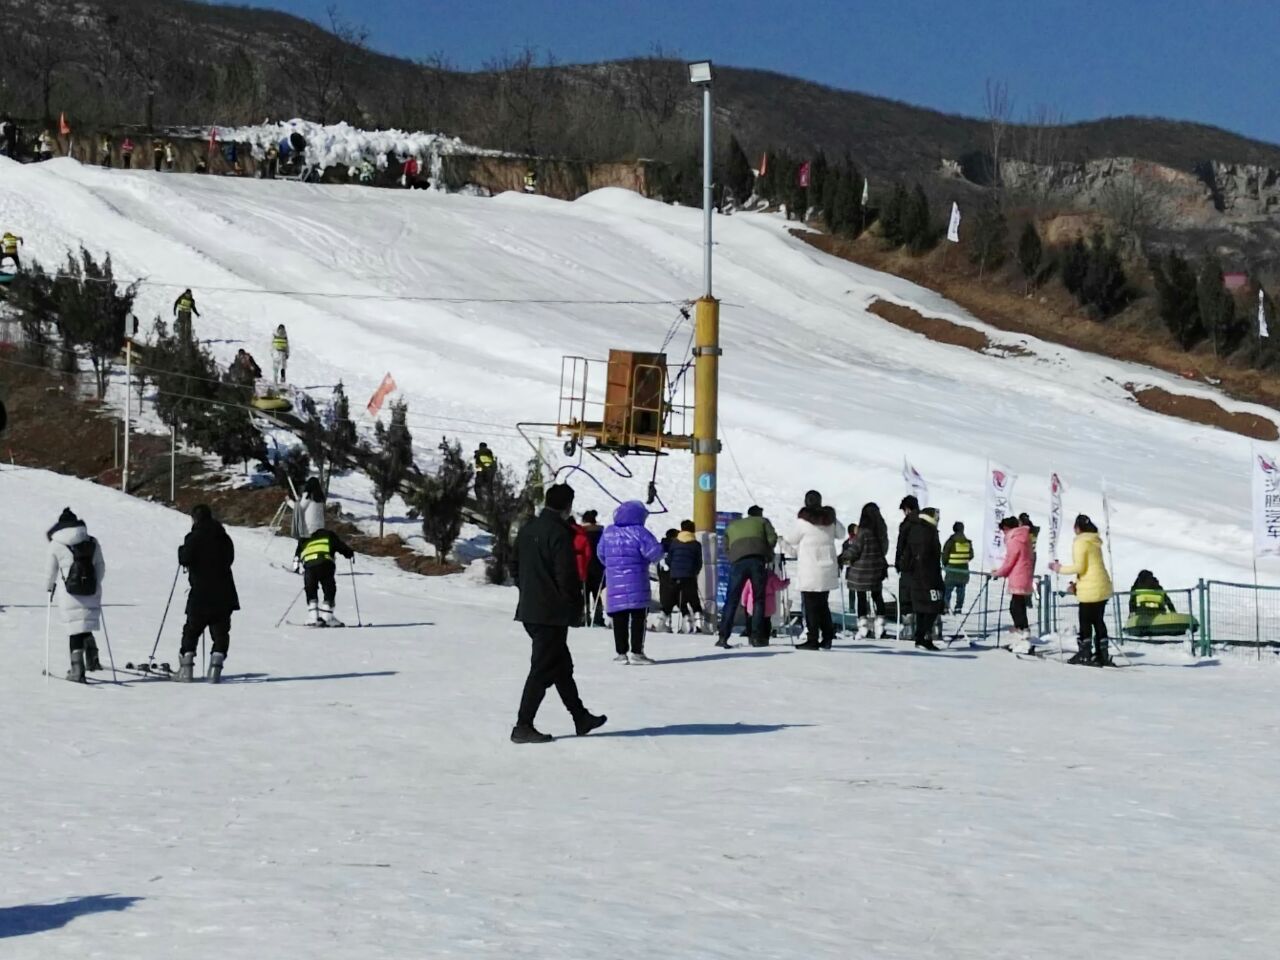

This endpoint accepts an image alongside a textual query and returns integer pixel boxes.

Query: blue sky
[218,0,1280,144]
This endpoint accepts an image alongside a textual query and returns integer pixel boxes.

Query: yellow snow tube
[251,395,292,413]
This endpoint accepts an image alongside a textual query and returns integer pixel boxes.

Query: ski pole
[44,588,53,686]
[996,579,1007,648]
[99,608,119,684]
[146,565,181,666]
[201,631,206,679]
[349,558,362,628]
[275,586,304,629]
[948,579,987,645]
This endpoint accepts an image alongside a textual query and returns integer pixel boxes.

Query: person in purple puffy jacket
[597,500,664,665]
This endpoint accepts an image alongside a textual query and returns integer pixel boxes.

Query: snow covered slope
[1,156,1275,586]
[2,465,1279,959]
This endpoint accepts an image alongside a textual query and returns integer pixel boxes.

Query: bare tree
[629,46,684,158]
[484,47,560,156]
[1009,104,1068,211]
[983,79,1014,195]
[102,8,183,130]
[294,5,370,124]
[1099,165,1175,247]
[12,34,85,125]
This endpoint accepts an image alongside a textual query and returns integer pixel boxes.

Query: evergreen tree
[880,182,909,246]
[756,148,776,204]
[1079,230,1128,319]
[366,399,414,538]
[724,134,753,205]
[481,464,524,584]
[407,437,473,565]
[53,248,138,399]
[296,383,360,491]
[1062,237,1089,295]
[1017,222,1043,291]
[809,150,829,220]
[821,164,843,233]
[904,184,936,254]
[272,446,311,499]
[843,164,865,237]
[968,201,1007,271]
[1197,256,1242,356]
[1152,251,1204,349]
[6,263,59,368]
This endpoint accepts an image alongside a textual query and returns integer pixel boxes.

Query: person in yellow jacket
[1,231,23,271]
[271,324,289,384]
[1050,514,1114,666]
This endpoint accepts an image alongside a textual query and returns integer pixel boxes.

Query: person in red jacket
[570,517,593,584]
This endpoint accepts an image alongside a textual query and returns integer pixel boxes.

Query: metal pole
[122,339,131,493]
[702,84,713,298]
[170,423,176,503]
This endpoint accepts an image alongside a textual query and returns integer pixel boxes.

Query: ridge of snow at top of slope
[0,157,1274,589]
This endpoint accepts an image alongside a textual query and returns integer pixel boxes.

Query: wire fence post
[1197,579,1208,657]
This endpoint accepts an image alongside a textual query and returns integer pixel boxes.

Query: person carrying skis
[990,516,1035,649]
[895,495,922,642]
[1,231,23,272]
[1050,515,1115,666]
[44,508,106,683]
[941,521,974,614]
[717,505,778,648]
[474,443,497,498]
[121,136,134,168]
[667,519,705,633]
[176,504,239,683]
[842,502,889,639]
[271,324,289,383]
[510,482,606,743]
[900,506,945,650]
[785,490,842,650]
[173,288,200,339]
[579,509,606,626]
[597,500,664,664]
[295,527,355,627]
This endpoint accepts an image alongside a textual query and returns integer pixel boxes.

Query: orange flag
[366,373,397,417]
[58,112,71,136]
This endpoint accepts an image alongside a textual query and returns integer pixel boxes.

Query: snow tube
[1124,611,1198,638]
[251,395,292,413]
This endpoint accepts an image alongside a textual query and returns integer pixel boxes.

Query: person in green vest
[1129,570,1176,614]
[474,443,497,497]
[173,288,199,341]
[940,521,974,614]
[271,324,290,384]
[294,528,355,627]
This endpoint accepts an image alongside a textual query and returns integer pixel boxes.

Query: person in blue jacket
[666,519,704,632]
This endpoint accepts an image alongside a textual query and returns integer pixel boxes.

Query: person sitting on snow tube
[1129,570,1176,614]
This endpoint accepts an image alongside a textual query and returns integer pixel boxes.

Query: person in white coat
[44,508,106,683]
[785,490,842,650]
[289,476,327,572]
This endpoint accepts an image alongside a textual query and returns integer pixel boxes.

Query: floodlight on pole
[687,60,714,85]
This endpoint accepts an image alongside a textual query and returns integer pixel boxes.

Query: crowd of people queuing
[510,484,1122,741]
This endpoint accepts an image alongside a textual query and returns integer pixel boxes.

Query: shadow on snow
[585,722,813,739]
[0,894,142,939]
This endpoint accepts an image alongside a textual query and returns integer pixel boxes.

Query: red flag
[366,373,397,417]
[798,161,811,188]
[759,153,768,177]
[58,112,70,136]
[207,127,219,155]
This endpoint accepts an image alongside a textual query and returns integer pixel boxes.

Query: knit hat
[803,490,823,510]
[545,483,575,511]
[57,507,79,526]
[747,505,763,517]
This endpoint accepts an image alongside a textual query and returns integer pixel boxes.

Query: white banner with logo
[1048,472,1064,561]
[1260,288,1270,339]
[1253,451,1280,558]
[983,463,1018,569]
[947,202,961,243]
[903,458,929,507]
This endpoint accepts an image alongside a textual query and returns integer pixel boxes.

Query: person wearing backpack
[44,508,106,683]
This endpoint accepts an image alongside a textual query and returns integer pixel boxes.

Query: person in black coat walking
[900,506,945,650]
[511,483,606,744]
[895,495,921,641]
[177,504,239,682]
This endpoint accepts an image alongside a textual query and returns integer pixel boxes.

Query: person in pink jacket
[991,516,1035,642]
[741,569,789,645]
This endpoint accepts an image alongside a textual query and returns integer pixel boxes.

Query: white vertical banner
[903,458,929,507]
[983,463,1018,569]
[1048,472,1065,561]
[1253,450,1280,558]
[946,202,961,243]
[1259,288,1270,339]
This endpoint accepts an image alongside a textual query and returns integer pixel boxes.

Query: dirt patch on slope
[867,299,1030,357]
[1125,384,1278,440]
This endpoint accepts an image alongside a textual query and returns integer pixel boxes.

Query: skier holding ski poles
[44,508,106,683]
[176,504,239,683]
[295,527,355,627]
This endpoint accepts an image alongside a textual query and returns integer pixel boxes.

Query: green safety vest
[272,335,288,351]
[477,452,495,470]
[2,234,18,254]
[177,296,193,312]
[946,538,973,568]
[300,534,334,565]
[1132,587,1167,610]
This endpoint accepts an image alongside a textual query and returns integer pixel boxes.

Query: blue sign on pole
[698,472,716,493]
[714,511,741,608]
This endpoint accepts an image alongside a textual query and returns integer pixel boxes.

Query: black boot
[1068,639,1094,665]
[914,638,940,651]
[510,724,553,744]
[83,637,102,672]
[574,712,607,736]
[1094,640,1114,667]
